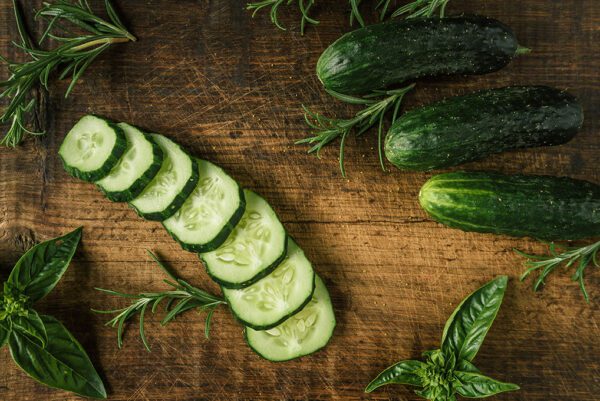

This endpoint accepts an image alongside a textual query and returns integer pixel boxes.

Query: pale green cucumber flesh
[96,123,163,202]
[163,159,245,252]
[245,276,336,362]
[59,115,126,182]
[129,134,199,221]
[200,190,287,289]
[223,239,316,330]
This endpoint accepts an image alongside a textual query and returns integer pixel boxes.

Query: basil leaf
[455,371,520,398]
[457,358,481,374]
[365,360,425,393]
[441,276,508,362]
[0,322,9,348]
[8,314,106,399]
[11,309,48,348]
[8,227,82,303]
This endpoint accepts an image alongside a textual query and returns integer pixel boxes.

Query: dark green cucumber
[385,86,583,171]
[317,16,527,95]
[419,172,600,240]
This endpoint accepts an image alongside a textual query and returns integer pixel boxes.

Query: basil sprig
[0,227,106,399]
[365,276,519,400]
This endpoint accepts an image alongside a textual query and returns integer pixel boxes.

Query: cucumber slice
[245,276,336,362]
[200,190,287,289]
[223,239,316,330]
[129,134,199,221]
[163,159,246,252]
[59,115,127,182]
[96,123,164,202]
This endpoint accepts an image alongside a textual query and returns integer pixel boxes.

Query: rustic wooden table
[0,1,598,400]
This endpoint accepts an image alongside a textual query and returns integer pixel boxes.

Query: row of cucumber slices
[59,115,336,361]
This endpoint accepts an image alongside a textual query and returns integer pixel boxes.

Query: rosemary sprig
[1,0,136,147]
[349,0,365,27]
[246,0,319,35]
[516,240,600,302]
[390,0,451,19]
[93,251,226,351]
[298,84,414,177]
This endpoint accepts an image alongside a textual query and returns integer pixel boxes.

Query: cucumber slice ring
[163,159,246,253]
[59,115,127,182]
[223,239,316,331]
[96,123,164,202]
[129,134,199,221]
[245,276,336,362]
[200,190,288,289]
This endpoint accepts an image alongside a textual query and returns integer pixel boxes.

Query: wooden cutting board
[0,1,598,400]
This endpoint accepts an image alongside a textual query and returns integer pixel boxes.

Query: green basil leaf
[11,309,48,348]
[0,321,9,348]
[457,359,481,374]
[441,276,508,362]
[8,227,82,303]
[455,371,520,398]
[8,314,106,399]
[365,360,425,393]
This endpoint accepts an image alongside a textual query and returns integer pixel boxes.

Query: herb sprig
[246,0,319,35]
[298,84,414,177]
[0,227,107,399]
[93,251,226,352]
[247,0,453,33]
[366,276,519,400]
[1,0,136,147]
[517,240,600,302]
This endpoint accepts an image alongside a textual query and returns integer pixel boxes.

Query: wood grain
[0,1,598,400]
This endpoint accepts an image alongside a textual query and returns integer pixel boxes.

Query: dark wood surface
[0,1,599,400]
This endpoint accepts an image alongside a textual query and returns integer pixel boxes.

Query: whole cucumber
[419,172,600,240]
[385,86,583,171]
[317,16,527,95]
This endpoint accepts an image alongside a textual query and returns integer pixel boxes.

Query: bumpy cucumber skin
[419,172,600,240]
[164,186,247,253]
[131,157,200,222]
[60,117,127,182]
[317,16,522,95]
[199,234,289,290]
[99,133,165,202]
[224,274,316,331]
[385,86,583,171]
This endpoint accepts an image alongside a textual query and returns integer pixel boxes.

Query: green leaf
[8,227,82,303]
[0,321,9,348]
[8,314,106,399]
[11,309,48,347]
[455,371,520,398]
[365,359,425,393]
[457,359,481,374]
[441,276,508,362]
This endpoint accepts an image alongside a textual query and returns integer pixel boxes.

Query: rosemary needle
[1,0,136,147]
[246,0,319,35]
[93,250,226,351]
[298,84,414,177]
[516,240,600,302]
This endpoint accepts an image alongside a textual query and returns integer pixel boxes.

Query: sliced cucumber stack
[96,123,164,202]
[59,115,127,182]
[245,276,336,362]
[163,159,246,252]
[200,190,287,289]
[129,134,199,221]
[223,238,316,330]
[60,115,336,362]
